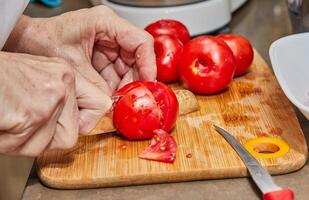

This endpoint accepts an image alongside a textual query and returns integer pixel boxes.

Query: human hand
[4,6,157,96]
[0,52,111,156]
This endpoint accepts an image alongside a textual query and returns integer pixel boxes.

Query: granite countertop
[22,0,309,199]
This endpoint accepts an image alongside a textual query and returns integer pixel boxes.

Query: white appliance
[91,0,247,35]
[270,33,309,120]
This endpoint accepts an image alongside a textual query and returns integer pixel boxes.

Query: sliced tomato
[139,129,177,163]
[114,81,145,96]
[113,81,179,140]
[113,85,162,140]
[143,81,179,132]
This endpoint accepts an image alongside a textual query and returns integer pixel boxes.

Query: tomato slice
[143,82,179,132]
[139,129,177,163]
[113,85,162,140]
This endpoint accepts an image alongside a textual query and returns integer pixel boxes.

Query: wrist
[3,15,33,52]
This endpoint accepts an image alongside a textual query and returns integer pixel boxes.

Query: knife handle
[263,189,294,200]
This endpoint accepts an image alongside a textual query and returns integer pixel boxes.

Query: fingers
[118,68,139,89]
[95,40,119,62]
[92,46,112,72]
[92,47,123,93]
[120,48,135,67]
[13,103,63,156]
[100,64,121,92]
[114,57,130,77]
[114,18,157,81]
[48,70,79,150]
[135,39,157,81]
[75,72,112,135]
[4,60,80,156]
[94,10,157,82]
[75,56,113,96]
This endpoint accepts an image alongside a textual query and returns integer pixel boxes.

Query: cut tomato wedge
[144,82,179,132]
[138,129,177,163]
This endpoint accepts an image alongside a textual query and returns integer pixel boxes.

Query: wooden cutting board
[36,50,308,189]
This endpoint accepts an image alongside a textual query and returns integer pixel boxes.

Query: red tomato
[114,81,145,96]
[145,19,190,44]
[154,35,183,83]
[143,82,179,132]
[113,85,162,140]
[217,34,254,77]
[139,129,177,163]
[179,36,236,94]
[113,81,179,140]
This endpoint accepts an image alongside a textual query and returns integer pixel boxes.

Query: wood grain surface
[36,50,308,189]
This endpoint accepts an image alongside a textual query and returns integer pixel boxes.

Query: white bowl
[269,33,309,120]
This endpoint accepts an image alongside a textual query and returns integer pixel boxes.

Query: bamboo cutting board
[37,50,308,189]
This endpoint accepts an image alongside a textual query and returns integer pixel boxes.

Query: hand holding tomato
[5,6,157,96]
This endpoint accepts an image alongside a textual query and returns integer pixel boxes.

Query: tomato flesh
[154,35,183,83]
[139,129,177,163]
[217,34,254,77]
[145,19,190,44]
[179,36,236,94]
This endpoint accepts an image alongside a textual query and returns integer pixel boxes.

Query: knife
[214,125,294,200]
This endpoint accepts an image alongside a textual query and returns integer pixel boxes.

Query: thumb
[75,72,113,134]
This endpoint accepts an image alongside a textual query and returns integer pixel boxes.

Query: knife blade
[214,125,294,200]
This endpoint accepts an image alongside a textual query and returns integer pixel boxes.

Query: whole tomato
[179,36,236,94]
[113,81,179,140]
[154,35,183,83]
[217,34,254,77]
[145,19,190,44]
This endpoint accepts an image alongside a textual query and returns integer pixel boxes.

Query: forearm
[3,15,32,52]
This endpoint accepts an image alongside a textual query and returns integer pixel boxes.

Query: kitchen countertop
[22,0,309,199]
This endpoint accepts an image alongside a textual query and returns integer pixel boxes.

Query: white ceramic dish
[269,32,309,119]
